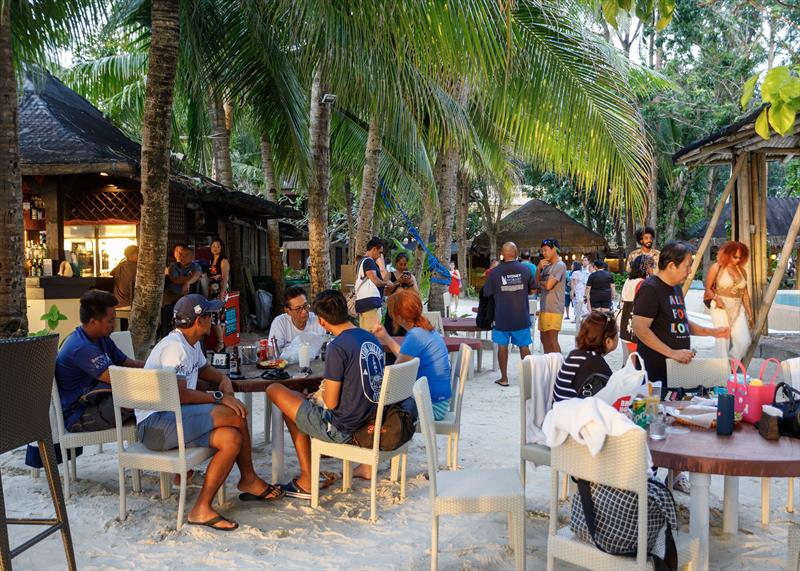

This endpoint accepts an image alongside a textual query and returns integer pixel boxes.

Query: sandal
[494,379,509,387]
[281,479,311,500]
[187,514,239,531]
[238,484,285,502]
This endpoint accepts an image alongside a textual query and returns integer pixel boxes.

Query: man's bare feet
[187,506,237,530]
[174,469,195,486]
[353,463,372,480]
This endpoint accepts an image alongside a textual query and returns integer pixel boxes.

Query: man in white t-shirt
[139,294,282,531]
[268,286,326,351]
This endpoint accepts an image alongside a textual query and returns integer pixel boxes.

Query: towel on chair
[525,352,564,445]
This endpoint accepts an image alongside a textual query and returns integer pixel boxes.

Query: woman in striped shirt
[553,311,619,402]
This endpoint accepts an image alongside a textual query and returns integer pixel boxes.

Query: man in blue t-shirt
[483,242,536,387]
[55,290,144,432]
[160,243,203,338]
[267,289,385,499]
[354,236,390,332]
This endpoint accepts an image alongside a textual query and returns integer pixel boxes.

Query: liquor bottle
[229,345,241,376]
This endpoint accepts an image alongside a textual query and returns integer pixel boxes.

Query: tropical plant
[741,65,800,138]
[29,304,68,337]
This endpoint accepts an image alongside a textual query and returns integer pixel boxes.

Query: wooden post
[742,199,800,365]
[683,155,747,294]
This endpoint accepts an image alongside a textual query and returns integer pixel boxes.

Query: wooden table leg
[689,472,710,571]
[761,477,771,525]
[271,403,285,485]
[723,476,739,534]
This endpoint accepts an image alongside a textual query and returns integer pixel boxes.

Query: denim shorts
[294,400,352,444]
[492,327,533,347]
[137,404,216,451]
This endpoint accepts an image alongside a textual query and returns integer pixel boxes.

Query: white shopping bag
[595,352,648,410]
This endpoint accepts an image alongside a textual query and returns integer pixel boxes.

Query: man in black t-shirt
[632,241,730,391]
[355,236,390,332]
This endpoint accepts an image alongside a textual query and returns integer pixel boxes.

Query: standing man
[626,226,660,273]
[537,238,567,354]
[484,242,536,387]
[160,244,203,339]
[354,236,390,331]
[111,245,138,309]
[632,241,730,392]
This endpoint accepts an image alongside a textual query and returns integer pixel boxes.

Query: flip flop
[280,479,311,500]
[494,379,509,387]
[187,514,239,531]
[238,484,285,502]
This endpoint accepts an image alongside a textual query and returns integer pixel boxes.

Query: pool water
[776,291,800,308]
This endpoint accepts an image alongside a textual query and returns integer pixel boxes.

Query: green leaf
[635,0,652,21]
[618,0,633,12]
[603,0,619,29]
[768,102,796,136]
[740,73,760,109]
[761,66,791,104]
[755,109,771,139]
[655,0,675,30]
[779,76,800,103]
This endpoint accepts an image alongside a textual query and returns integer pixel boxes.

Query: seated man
[268,285,326,351]
[267,290,385,499]
[139,294,282,530]
[56,289,144,433]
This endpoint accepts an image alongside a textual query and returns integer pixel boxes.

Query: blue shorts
[138,404,216,451]
[294,400,352,444]
[492,327,533,347]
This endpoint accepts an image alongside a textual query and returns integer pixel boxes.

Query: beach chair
[519,355,555,486]
[423,311,445,335]
[414,377,525,571]
[110,330,135,359]
[310,358,419,523]
[789,523,800,570]
[415,344,472,470]
[547,430,699,571]
[783,359,800,515]
[665,358,728,389]
[109,367,225,530]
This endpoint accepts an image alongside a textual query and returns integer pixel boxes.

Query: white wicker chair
[310,358,420,523]
[784,359,800,515]
[547,430,699,571]
[109,330,135,360]
[665,358,729,389]
[423,311,445,335]
[109,366,224,530]
[789,523,800,571]
[519,355,557,486]
[414,377,525,571]
[417,344,472,470]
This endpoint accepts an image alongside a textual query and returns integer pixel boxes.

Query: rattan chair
[783,359,799,515]
[423,311,445,336]
[547,430,699,571]
[0,335,75,570]
[414,377,525,571]
[519,355,558,486]
[415,344,472,470]
[665,358,729,389]
[109,330,135,359]
[108,366,224,530]
[310,358,419,523]
[789,523,800,570]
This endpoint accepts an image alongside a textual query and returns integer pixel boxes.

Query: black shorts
[590,299,612,310]
[69,393,134,433]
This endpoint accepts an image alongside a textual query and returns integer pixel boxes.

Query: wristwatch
[209,390,224,405]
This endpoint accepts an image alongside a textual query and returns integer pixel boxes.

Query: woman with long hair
[383,252,419,337]
[206,238,230,352]
[705,241,753,359]
[372,289,451,419]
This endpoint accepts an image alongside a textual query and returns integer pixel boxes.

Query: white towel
[543,396,652,466]
[525,352,564,445]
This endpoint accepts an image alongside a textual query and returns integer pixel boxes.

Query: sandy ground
[2,292,796,570]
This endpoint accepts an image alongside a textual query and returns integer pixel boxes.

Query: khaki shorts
[538,311,564,332]
[359,307,382,332]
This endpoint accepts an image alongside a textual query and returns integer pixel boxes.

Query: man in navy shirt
[267,290,385,499]
[55,290,144,432]
[354,236,390,332]
[484,242,536,387]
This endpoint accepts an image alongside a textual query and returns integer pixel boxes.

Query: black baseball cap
[541,238,560,250]
[173,294,224,328]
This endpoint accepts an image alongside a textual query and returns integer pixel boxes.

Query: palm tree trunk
[130,0,180,358]
[664,169,690,242]
[307,65,332,295]
[208,89,233,188]
[343,175,355,264]
[412,186,434,283]
[702,167,719,279]
[260,136,285,309]
[353,115,382,258]
[455,169,469,292]
[0,3,28,337]
[428,145,460,312]
[646,152,658,229]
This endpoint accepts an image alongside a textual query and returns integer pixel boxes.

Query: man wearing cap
[139,294,282,531]
[538,238,568,354]
[483,242,536,387]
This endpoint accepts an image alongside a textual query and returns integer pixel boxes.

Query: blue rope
[380,181,451,285]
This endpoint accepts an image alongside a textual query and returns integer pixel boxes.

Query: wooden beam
[742,199,800,365]
[683,155,747,294]
[20,162,136,176]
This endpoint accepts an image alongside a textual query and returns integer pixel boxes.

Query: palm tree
[129,0,180,358]
[0,0,97,338]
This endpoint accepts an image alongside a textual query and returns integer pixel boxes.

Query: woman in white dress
[704,241,754,360]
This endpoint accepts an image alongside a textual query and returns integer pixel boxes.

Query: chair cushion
[119,442,215,472]
[437,468,523,498]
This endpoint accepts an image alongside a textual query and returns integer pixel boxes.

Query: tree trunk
[0,4,28,337]
[412,186,434,283]
[427,145,460,312]
[353,115,382,258]
[701,167,719,280]
[455,170,469,292]
[260,136,285,309]
[207,89,233,188]
[646,150,658,230]
[343,176,355,264]
[664,169,690,242]
[226,221,249,326]
[307,65,332,295]
[130,0,180,358]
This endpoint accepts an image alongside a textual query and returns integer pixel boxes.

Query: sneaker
[280,479,311,500]
[670,472,691,494]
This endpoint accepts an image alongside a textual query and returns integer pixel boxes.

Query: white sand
[2,294,795,570]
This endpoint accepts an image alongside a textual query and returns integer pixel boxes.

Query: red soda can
[259,339,268,361]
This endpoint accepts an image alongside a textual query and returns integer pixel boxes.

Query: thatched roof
[673,104,800,167]
[471,199,607,254]
[18,70,299,220]
[688,197,800,247]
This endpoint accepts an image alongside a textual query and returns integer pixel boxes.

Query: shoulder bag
[772,382,800,437]
[352,401,416,451]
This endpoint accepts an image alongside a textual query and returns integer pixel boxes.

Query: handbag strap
[758,358,781,385]
[354,258,370,295]
[774,382,800,406]
[730,358,747,379]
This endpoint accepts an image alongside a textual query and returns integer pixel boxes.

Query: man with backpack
[354,236,390,331]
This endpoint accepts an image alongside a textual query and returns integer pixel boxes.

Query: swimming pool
[776,290,800,308]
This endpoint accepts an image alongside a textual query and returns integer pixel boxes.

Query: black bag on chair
[476,286,495,330]
[772,382,800,437]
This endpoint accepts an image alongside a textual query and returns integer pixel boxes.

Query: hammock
[380,181,451,286]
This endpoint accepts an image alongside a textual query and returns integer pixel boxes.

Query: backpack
[476,286,495,330]
[352,401,416,451]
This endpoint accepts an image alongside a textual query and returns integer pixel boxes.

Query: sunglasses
[286,302,311,313]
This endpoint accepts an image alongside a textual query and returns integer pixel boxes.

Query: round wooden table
[388,335,481,353]
[648,423,800,570]
[442,317,483,333]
